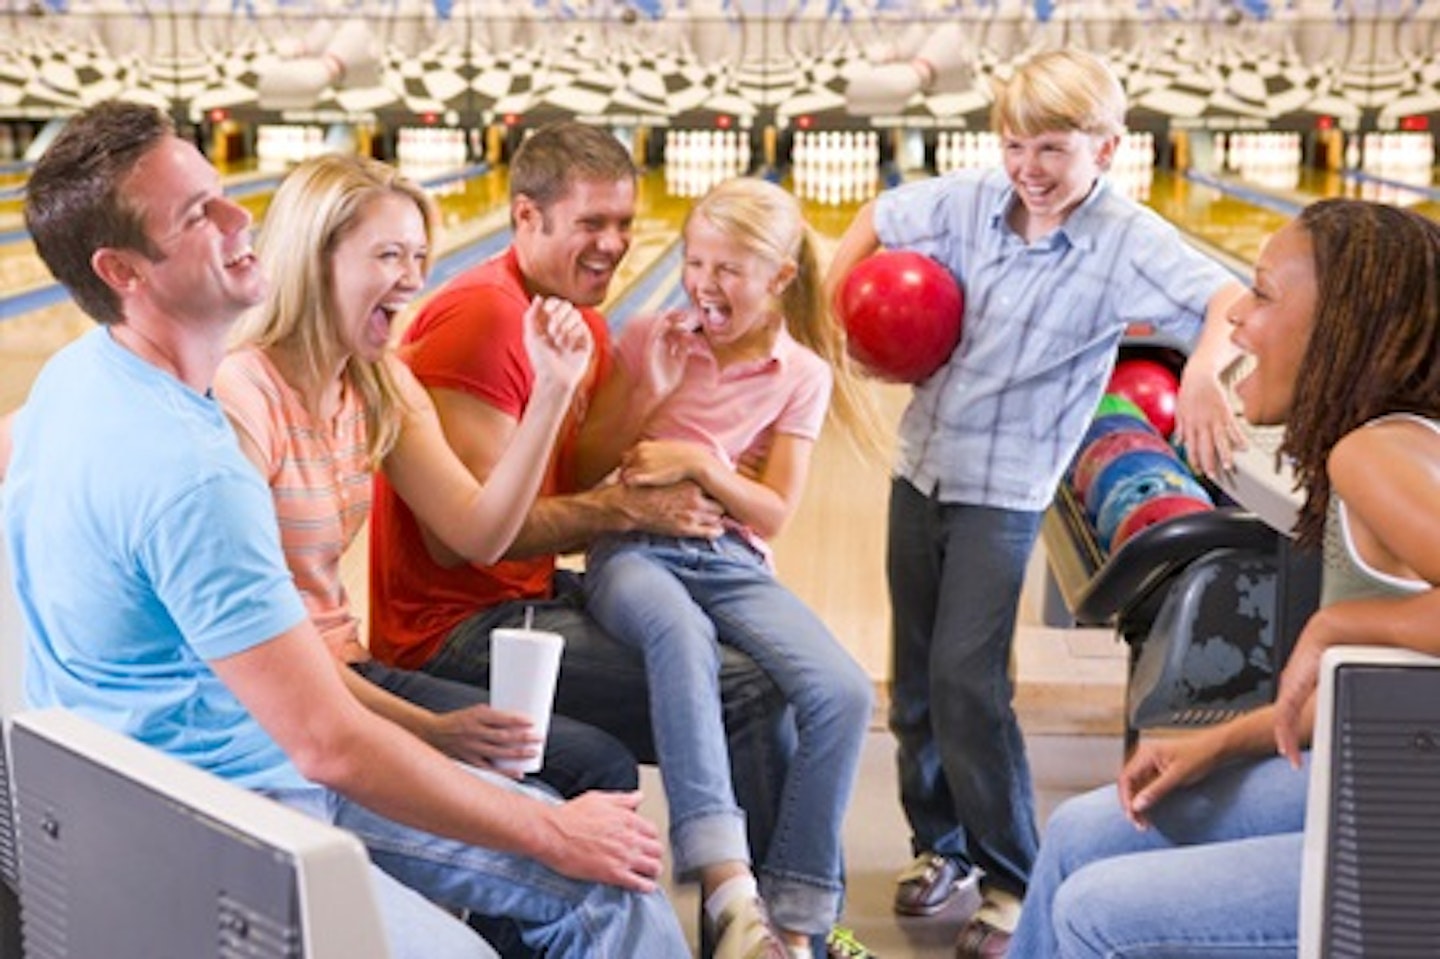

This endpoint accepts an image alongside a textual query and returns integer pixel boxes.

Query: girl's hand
[642,308,702,403]
[523,296,594,393]
[619,439,713,488]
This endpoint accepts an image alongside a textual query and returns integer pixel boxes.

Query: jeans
[1009,754,1308,958]
[269,768,688,959]
[425,569,796,882]
[583,532,873,935]
[887,477,1042,892]
[350,659,639,798]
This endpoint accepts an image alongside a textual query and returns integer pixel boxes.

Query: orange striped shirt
[214,347,371,661]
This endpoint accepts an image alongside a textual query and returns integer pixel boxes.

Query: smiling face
[514,176,635,307]
[1001,126,1115,237]
[122,136,264,325]
[682,213,790,356]
[329,192,428,365]
[1228,221,1319,426]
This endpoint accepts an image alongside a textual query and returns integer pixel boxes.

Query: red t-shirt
[368,248,611,669]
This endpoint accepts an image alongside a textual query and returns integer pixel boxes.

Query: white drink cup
[490,627,565,774]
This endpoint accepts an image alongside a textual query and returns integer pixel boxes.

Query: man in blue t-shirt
[3,100,687,959]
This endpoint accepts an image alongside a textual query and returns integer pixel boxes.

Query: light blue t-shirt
[874,168,1234,511]
[3,327,308,791]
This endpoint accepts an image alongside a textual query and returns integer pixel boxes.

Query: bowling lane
[1145,169,1292,265]
[1206,165,1440,232]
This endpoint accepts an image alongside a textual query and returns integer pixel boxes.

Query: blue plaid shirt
[874,168,1233,511]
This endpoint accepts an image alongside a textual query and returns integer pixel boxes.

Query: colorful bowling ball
[1107,358,1181,438]
[1079,413,1159,454]
[837,250,964,384]
[1093,392,1149,423]
[1096,469,1212,551]
[1111,493,1214,552]
[1071,428,1176,505]
[1084,448,1187,518]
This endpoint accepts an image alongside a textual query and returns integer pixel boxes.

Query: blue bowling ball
[1080,414,1160,452]
[1084,448,1186,518]
[1096,468,1211,551]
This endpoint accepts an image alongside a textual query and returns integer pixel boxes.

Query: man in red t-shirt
[370,121,791,863]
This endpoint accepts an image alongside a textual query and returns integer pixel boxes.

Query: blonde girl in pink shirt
[215,153,640,800]
[576,178,881,959]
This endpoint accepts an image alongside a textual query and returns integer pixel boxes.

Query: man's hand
[601,479,725,539]
[538,791,665,892]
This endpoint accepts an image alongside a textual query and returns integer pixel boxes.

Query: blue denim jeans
[269,767,688,958]
[1009,753,1308,958]
[887,478,1042,892]
[424,570,796,883]
[350,659,639,798]
[583,532,873,935]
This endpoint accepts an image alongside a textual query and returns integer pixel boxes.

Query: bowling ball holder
[1042,483,1321,753]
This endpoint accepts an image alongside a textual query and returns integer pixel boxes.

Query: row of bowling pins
[1217,131,1302,175]
[255,124,328,168]
[0,123,37,163]
[935,131,1002,173]
[791,130,881,206]
[1349,131,1436,179]
[791,130,879,169]
[396,127,471,170]
[662,129,753,198]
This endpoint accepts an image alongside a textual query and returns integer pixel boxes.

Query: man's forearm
[505,485,635,558]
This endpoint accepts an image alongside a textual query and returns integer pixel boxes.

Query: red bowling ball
[1111,493,1214,552]
[1107,358,1181,439]
[837,250,964,384]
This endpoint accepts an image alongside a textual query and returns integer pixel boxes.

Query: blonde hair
[687,178,885,456]
[236,153,437,465]
[991,49,1127,139]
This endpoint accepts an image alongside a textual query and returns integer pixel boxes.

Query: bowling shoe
[954,918,1010,958]
[709,894,789,959]
[893,852,984,918]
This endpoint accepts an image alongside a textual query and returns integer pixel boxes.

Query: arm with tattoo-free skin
[1272,420,1440,762]
[1175,281,1249,479]
[213,619,664,890]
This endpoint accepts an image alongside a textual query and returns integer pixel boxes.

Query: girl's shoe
[709,895,789,959]
[826,925,881,958]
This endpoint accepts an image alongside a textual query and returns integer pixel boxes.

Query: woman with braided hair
[1008,198,1440,958]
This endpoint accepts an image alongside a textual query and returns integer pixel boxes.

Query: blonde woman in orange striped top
[215,153,637,798]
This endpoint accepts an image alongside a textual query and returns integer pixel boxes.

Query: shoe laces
[826,925,880,959]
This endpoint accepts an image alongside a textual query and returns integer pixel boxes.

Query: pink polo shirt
[614,313,832,552]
